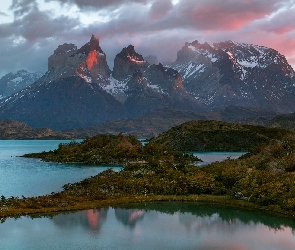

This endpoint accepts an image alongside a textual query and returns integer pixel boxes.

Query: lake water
[193,151,246,166]
[0,141,294,249]
[0,140,245,198]
[0,140,121,198]
[1,202,295,250]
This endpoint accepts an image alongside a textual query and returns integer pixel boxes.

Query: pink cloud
[177,0,284,31]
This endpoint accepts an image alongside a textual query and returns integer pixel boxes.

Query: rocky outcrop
[112,45,149,80]
[123,63,209,117]
[48,43,77,70]
[47,35,110,84]
[75,35,111,82]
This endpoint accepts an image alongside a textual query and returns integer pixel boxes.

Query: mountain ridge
[0,36,294,130]
[0,70,42,99]
[169,40,295,112]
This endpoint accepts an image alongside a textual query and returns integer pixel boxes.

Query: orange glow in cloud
[86,50,98,71]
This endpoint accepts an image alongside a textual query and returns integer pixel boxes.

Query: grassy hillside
[152,120,294,151]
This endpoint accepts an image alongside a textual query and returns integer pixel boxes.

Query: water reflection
[1,202,295,250]
[52,208,108,233]
[115,209,145,228]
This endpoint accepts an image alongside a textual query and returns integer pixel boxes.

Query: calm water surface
[0,140,245,197]
[194,151,246,166]
[0,140,120,197]
[1,202,295,250]
[1,142,294,249]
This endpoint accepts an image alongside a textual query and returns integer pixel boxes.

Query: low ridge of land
[152,120,294,151]
[0,120,73,139]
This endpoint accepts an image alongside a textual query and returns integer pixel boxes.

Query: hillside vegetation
[152,120,294,151]
[2,124,295,219]
[2,133,295,219]
[23,133,200,165]
[0,120,72,139]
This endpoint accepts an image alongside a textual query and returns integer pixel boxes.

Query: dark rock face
[75,35,111,81]
[123,63,209,117]
[0,70,42,98]
[170,40,295,113]
[47,35,110,83]
[53,43,77,55]
[112,45,149,80]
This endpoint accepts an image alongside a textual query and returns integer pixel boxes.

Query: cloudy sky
[0,0,295,77]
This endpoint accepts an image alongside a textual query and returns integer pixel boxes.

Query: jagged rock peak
[184,40,213,51]
[76,35,104,55]
[153,63,179,77]
[113,45,149,80]
[116,45,146,62]
[213,40,236,49]
[54,43,77,55]
[75,35,110,82]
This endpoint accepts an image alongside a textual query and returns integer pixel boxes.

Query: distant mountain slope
[152,120,294,151]
[0,77,127,130]
[70,108,207,137]
[0,70,42,98]
[0,120,72,139]
[70,106,279,138]
[265,113,295,131]
[206,105,279,125]
[169,40,295,112]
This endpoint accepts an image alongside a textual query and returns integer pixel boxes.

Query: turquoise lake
[0,140,120,198]
[0,140,294,249]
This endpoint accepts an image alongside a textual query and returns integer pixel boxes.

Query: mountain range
[0,70,42,99]
[169,40,295,112]
[0,35,294,131]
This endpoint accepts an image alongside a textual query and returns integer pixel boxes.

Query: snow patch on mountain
[0,70,43,99]
[103,76,129,94]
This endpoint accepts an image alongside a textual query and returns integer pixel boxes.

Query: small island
[22,133,201,165]
[1,121,295,220]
